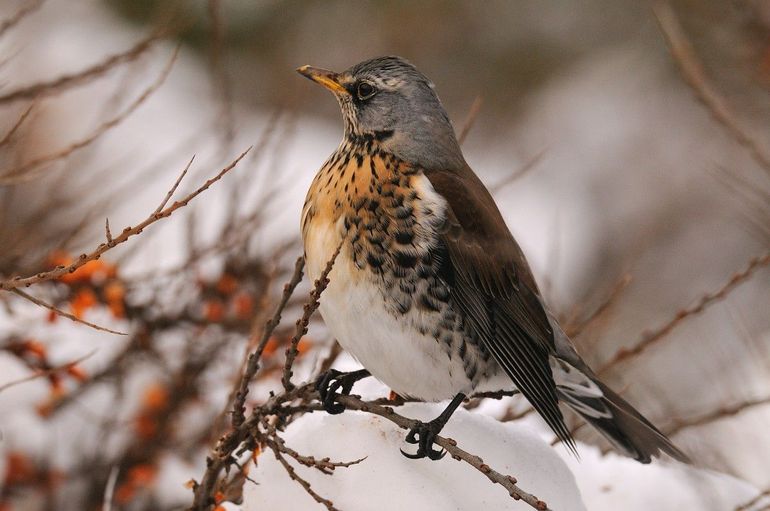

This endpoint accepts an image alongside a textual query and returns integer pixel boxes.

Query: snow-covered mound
[242,403,587,511]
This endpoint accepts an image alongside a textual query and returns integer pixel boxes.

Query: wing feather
[424,166,575,450]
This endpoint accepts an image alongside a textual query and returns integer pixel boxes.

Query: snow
[560,445,769,511]
[242,404,587,511]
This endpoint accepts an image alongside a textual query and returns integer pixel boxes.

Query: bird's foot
[400,419,447,461]
[315,369,371,414]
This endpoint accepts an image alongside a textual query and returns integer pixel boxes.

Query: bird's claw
[315,369,369,415]
[400,421,447,460]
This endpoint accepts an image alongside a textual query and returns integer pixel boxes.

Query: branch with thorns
[190,247,551,511]
[0,148,251,293]
[599,251,770,374]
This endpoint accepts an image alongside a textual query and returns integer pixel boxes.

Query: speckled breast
[301,139,498,399]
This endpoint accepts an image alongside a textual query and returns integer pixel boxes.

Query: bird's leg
[401,392,466,461]
[315,368,371,414]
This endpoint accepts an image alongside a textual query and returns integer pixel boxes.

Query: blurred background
[0,1,769,510]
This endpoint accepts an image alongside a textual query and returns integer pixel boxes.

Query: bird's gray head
[297,56,465,171]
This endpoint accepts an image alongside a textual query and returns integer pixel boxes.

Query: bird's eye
[356,81,376,100]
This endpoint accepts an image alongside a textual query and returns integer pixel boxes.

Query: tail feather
[553,359,690,464]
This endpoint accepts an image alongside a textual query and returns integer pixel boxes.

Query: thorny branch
[735,488,770,511]
[0,45,180,183]
[599,251,770,374]
[0,148,251,292]
[0,349,95,394]
[335,393,551,511]
[282,240,344,391]
[231,256,305,428]
[191,248,550,511]
[0,0,45,38]
[10,287,127,335]
[665,394,770,437]
[0,29,167,105]
[653,1,770,176]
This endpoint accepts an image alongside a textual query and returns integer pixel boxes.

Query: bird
[297,56,689,463]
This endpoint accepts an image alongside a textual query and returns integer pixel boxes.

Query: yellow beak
[296,65,348,94]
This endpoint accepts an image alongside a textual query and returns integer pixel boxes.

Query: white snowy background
[1,1,769,510]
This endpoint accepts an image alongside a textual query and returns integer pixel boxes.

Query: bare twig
[653,1,770,175]
[101,466,119,511]
[104,218,113,244]
[282,240,344,390]
[270,445,342,511]
[599,251,770,374]
[665,395,770,437]
[564,273,632,339]
[0,30,166,105]
[489,147,547,194]
[0,349,96,394]
[231,256,305,427]
[0,0,45,38]
[735,488,770,511]
[0,148,251,292]
[207,0,235,144]
[10,288,126,335]
[335,394,551,510]
[154,155,194,214]
[458,95,483,145]
[0,102,35,147]
[266,434,365,475]
[0,45,180,183]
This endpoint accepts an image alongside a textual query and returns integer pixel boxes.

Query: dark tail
[554,360,690,464]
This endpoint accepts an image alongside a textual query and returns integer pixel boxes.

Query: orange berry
[233,291,254,320]
[22,340,47,359]
[104,281,125,303]
[127,464,157,486]
[4,451,35,485]
[216,273,239,295]
[296,337,312,355]
[141,383,169,412]
[70,288,98,319]
[204,300,225,322]
[47,250,72,268]
[262,337,280,356]
[66,364,88,382]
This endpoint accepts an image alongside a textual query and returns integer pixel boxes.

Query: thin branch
[0,102,36,147]
[282,240,344,390]
[735,488,770,511]
[489,147,547,194]
[599,251,770,374]
[231,256,305,427]
[154,155,194,214]
[0,45,180,183]
[10,288,127,335]
[266,434,366,475]
[104,218,113,244]
[270,445,342,511]
[207,0,235,145]
[458,95,483,145]
[564,273,632,339]
[335,394,551,510]
[0,148,251,292]
[653,1,770,176]
[665,395,770,437]
[0,29,165,105]
[0,0,45,38]
[0,349,96,394]
[101,466,119,511]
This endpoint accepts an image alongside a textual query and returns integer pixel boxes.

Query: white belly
[319,262,475,401]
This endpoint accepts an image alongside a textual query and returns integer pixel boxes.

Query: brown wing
[423,165,575,450]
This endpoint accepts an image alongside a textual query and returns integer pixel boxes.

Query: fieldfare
[298,56,688,463]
